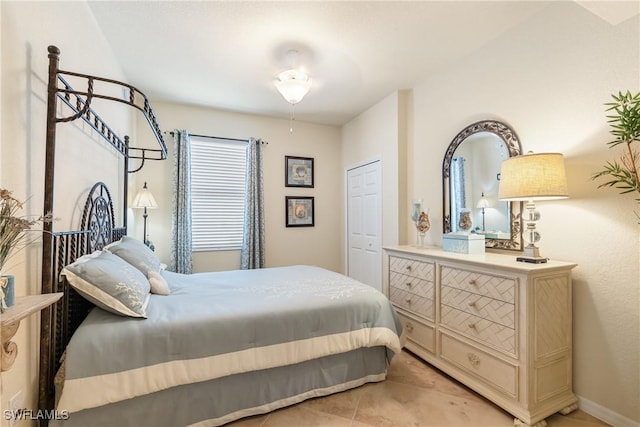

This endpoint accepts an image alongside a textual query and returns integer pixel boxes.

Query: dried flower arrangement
[0,188,53,309]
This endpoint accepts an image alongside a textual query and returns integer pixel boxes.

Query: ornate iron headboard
[41,183,126,402]
[39,46,166,417]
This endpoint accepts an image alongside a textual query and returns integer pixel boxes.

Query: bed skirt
[52,346,389,427]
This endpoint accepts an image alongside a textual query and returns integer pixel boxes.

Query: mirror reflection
[449,133,510,237]
[442,120,523,251]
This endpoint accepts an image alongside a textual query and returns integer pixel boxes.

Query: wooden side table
[1,293,63,371]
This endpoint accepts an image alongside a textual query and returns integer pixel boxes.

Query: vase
[459,210,472,232]
[1,275,15,312]
[415,211,431,248]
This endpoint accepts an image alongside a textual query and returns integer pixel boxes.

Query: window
[190,136,247,251]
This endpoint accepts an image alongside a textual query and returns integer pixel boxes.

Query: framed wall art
[285,156,314,188]
[285,196,314,227]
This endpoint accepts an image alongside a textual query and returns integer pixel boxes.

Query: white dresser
[385,245,577,427]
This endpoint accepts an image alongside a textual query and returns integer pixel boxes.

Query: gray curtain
[450,156,466,232]
[240,138,265,269]
[171,129,193,274]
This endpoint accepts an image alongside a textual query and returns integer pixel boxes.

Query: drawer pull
[467,352,481,368]
[468,279,477,286]
[406,265,413,271]
[405,298,412,305]
[467,300,478,308]
[467,322,476,329]
[405,282,413,288]
[405,322,414,332]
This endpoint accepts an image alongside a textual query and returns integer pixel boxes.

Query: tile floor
[227,350,610,427]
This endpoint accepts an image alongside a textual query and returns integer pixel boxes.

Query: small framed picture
[286,196,314,227]
[285,156,314,188]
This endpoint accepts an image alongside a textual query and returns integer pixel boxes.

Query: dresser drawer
[440,305,515,355]
[390,287,434,320]
[441,285,515,328]
[440,266,515,303]
[389,256,434,281]
[397,311,435,353]
[390,271,434,299]
[440,333,517,398]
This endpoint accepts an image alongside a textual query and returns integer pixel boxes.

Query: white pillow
[148,271,170,296]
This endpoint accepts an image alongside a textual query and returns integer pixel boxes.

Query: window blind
[190,137,247,251]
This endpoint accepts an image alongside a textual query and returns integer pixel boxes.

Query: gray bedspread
[57,265,402,420]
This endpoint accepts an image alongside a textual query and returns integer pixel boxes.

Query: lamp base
[516,255,548,264]
[517,244,548,263]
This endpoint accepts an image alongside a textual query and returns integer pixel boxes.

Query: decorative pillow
[148,271,170,296]
[105,236,162,277]
[61,251,150,318]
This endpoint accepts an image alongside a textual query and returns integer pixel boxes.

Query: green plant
[592,91,640,218]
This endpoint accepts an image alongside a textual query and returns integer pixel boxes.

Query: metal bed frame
[38,45,166,418]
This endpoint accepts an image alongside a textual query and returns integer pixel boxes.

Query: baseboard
[577,395,639,427]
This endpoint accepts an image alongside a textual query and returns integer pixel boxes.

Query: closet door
[347,160,382,291]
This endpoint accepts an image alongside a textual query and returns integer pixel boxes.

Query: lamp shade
[275,69,312,104]
[476,193,490,209]
[499,153,569,201]
[132,182,158,209]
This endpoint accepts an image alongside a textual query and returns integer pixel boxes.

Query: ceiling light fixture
[275,62,312,133]
[275,49,311,133]
[275,69,312,105]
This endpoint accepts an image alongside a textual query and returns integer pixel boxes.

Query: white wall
[406,2,638,424]
[134,101,344,273]
[1,2,133,424]
[342,90,408,250]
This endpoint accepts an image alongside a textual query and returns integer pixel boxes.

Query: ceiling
[87,1,638,127]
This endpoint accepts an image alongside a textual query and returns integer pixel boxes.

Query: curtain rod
[165,131,267,144]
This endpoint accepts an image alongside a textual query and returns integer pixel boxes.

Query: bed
[38,46,402,426]
[54,258,401,426]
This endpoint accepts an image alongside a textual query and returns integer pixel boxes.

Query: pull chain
[289,103,295,133]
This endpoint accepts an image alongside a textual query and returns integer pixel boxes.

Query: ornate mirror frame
[442,120,523,251]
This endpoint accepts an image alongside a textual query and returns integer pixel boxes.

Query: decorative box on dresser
[385,245,577,427]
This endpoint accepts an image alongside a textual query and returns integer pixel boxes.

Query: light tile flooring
[228,350,610,427]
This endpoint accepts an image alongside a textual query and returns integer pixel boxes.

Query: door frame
[344,156,382,288]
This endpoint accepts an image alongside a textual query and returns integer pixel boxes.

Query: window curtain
[450,156,466,232]
[171,129,193,273]
[240,138,265,269]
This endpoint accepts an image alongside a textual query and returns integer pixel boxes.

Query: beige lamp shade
[132,182,158,209]
[498,153,569,201]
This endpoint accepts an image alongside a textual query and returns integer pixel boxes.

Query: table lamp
[132,181,158,247]
[498,152,568,263]
[476,192,490,231]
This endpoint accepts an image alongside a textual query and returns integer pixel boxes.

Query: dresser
[385,246,577,427]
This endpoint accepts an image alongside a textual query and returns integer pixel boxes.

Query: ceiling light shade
[498,152,568,201]
[275,69,312,105]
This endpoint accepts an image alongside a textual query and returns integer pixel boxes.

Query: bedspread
[57,265,402,414]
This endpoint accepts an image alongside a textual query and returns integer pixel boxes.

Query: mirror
[442,120,523,251]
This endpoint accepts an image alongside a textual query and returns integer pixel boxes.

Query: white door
[347,161,382,291]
